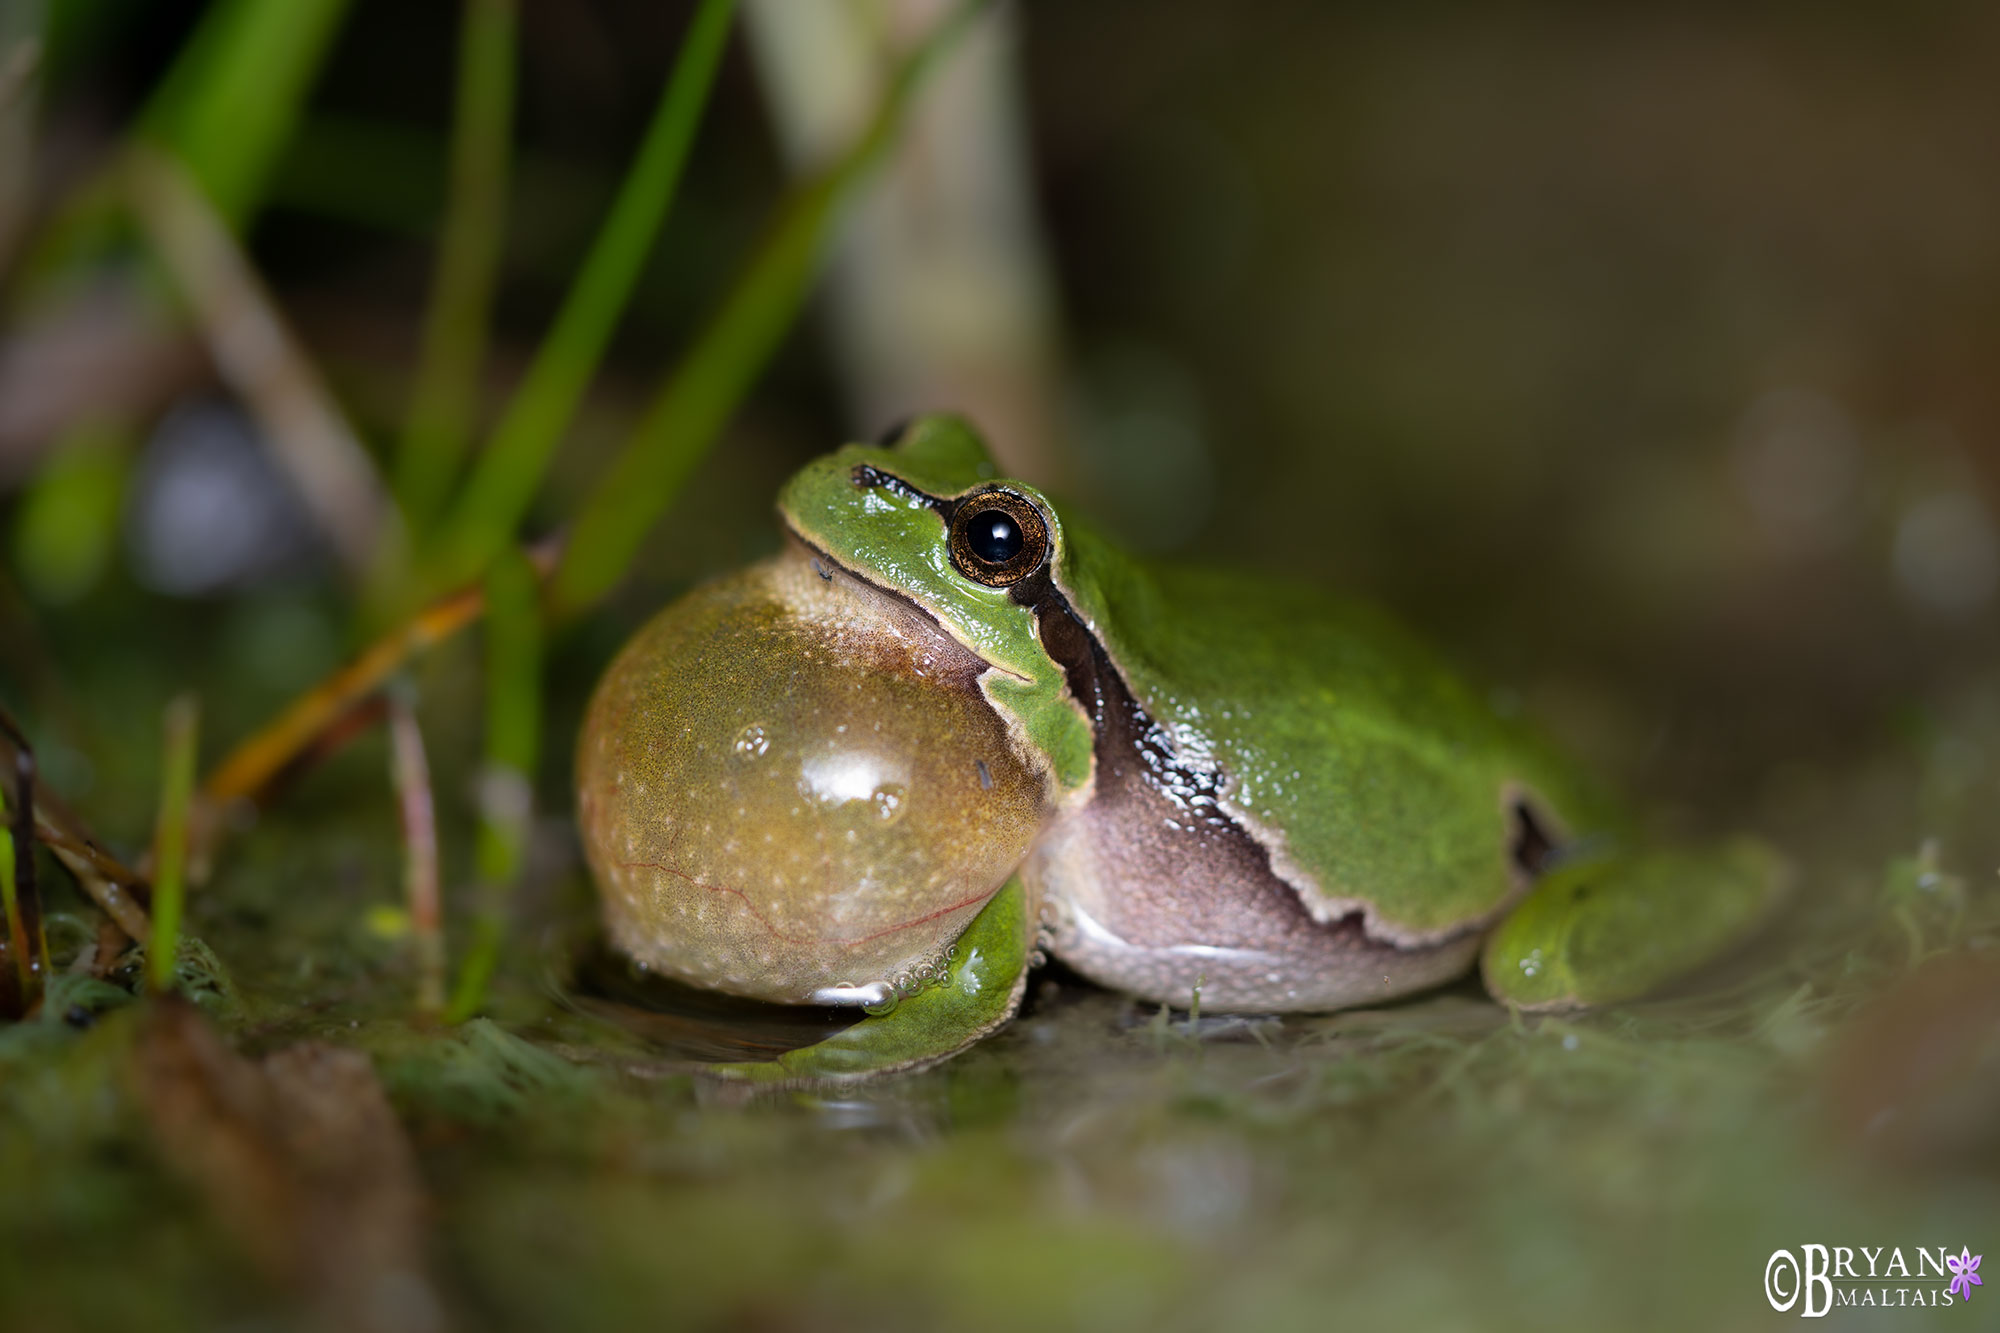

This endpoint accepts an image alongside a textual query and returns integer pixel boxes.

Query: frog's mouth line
[777,514,1044,688]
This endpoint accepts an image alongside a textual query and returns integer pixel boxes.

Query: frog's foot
[1481,837,1790,1011]
[709,878,1031,1086]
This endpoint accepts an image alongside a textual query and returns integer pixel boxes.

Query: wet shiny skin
[576,543,1052,1004]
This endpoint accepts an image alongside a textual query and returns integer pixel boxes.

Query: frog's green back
[1054,524,1615,942]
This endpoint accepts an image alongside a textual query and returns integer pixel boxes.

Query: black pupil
[967,509,1024,564]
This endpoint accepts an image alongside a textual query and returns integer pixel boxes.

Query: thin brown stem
[147,694,199,994]
[1,706,138,965]
[2,710,148,951]
[386,693,444,1016]
[125,146,392,575]
[193,534,561,876]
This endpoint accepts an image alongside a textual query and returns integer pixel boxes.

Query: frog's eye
[947,489,1048,587]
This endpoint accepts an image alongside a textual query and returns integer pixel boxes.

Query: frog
[575,414,1785,1082]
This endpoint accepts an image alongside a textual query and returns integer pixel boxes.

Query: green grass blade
[394,0,519,534]
[550,0,986,616]
[0,715,47,1012]
[137,0,354,227]
[446,547,541,1024]
[19,0,352,298]
[479,550,544,860]
[430,0,737,592]
[11,420,130,606]
[0,794,29,1010]
[0,0,43,269]
[444,914,503,1027]
[147,695,200,995]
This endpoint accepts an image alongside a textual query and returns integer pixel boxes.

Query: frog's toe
[1481,837,1789,1011]
[709,878,1030,1085]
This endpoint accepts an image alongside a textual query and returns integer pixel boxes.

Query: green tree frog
[577,416,1783,1081]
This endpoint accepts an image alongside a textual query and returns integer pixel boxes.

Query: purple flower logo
[1948,1248,1983,1302]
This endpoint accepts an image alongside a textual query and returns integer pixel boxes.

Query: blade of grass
[127,147,392,574]
[446,547,541,1023]
[0,0,43,272]
[387,691,444,1016]
[195,536,562,872]
[5,0,350,497]
[0,707,151,943]
[744,0,1070,486]
[15,0,350,338]
[7,713,47,980]
[0,824,20,1014]
[198,590,494,823]
[138,0,353,228]
[394,0,519,534]
[430,0,737,593]
[11,419,132,605]
[1,793,28,1014]
[148,695,200,995]
[1,707,50,1013]
[550,0,988,616]
[476,550,541,885]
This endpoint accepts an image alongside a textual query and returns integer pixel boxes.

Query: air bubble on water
[813,980,895,1010]
[872,782,908,824]
[733,724,770,759]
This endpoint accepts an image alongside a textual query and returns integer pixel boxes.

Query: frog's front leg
[1481,837,1788,1010]
[713,878,1031,1085]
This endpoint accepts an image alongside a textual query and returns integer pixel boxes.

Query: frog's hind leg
[1481,837,1789,1011]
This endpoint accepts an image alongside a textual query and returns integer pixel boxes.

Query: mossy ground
[1,689,1994,1331]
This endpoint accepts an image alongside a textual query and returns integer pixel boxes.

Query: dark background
[24,1,1999,846]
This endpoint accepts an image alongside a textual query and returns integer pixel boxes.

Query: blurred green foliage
[11,421,129,605]
[137,0,352,230]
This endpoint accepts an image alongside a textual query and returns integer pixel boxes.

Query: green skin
[583,416,1784,1082]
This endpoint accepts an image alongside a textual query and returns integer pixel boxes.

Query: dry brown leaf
[135,997,447,1333]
